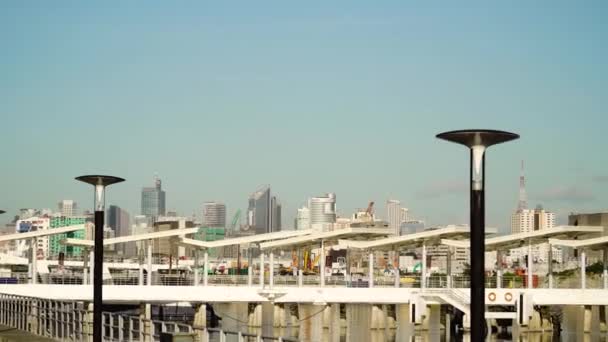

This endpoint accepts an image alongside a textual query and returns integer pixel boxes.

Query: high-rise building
[518,161,528,211]
[141,176,166,221]
[202,202,226,228]
[295,207,311,230]
[58,200,78,217]
[309,193,336,231]
[247,186,281,234]
[48,216,87,258]
[511,206,555,233]
[569,212,608,236]
[107,205,133,257]
[400,208,409,223]
[387,200,401,236]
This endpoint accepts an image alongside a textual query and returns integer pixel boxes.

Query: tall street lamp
[76,175,125,342]
[436,129,518,340]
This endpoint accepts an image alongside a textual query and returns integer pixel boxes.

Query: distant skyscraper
[107,205,133,256]
[400,208,409,223]
[296,207,311,230]
[58,200,77,217]
[271,197,281,231]
[511,205,555,234]
[141,176,166,221]
[309,193,336,231]
[202,202,226,228]
[247,186,281,234]
[518,160,528,211]
[387,200,401,236]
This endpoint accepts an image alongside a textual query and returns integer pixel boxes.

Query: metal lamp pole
[76,175,125,342]
[436,130,518,340]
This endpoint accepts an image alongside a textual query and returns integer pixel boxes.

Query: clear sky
[1,2,607,233]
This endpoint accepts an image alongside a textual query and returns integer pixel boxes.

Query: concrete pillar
[259,253,265,288]
[248,266,253,286]
[138,248,144,286]
[89,249,94,286]
[269,251,274,289]
[216,303,248,340]
[369,251,374,288]
[445,312,451,341]
[581,249,587,289]
[548,243,553,289]
[496,250,502,289]
[427,305,441,337]
[87,302,94,342]
[147,242,152,286]
[204,250,209,286]
[527,240,533,289]
[584,305,600,336]
[562,305,584,341]
[395,247,401,288]
[329,303,341,342]
[261,302,274,338]
[299,304,323,342]
[320,240,325,287]
[193,303,207,342]
[422,243,427,289]
[346,304,372,342]
[31,238,37,284]
[604,247,608,289]
[193,249,200,286]
[447,247,452,288]
[83,249,89,285]
[396,304,413,341]
[140,303,152,342]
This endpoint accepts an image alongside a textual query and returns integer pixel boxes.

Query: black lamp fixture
[75,175,125,342]
[436,129,518,340]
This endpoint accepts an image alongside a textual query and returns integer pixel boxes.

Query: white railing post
[269,251,274,289]
[581,248,587,289]
[298,270,303,287]
[369,251,374,288]
[248,266,253,286]
[204,250,209,286]
[259,252,265,288]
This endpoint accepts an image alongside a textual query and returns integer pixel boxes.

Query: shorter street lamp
[0,210,5,215]
[75,175,125,342]
[436,130,518,340]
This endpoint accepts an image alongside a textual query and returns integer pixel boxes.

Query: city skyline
[2,3,607,233]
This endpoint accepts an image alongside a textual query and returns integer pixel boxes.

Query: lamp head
[0,210,5,215]
[75,175,125,211]
[437,130,519,190]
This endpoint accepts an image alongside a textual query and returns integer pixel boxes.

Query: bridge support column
[203,250,209,286]
[140,303,152,342]
[298,304,323,342]
[427,304,441,337]
[147,242,152,286]
[562,305,584,341]
[216,303,248,340]
[548,244,553,289]
[86,302,94,342]
[603,247,608,289]
[259,253,265,288]
[89,249,94,286]
[581,249,587,289]
[269,251,274,289]
[496,250,502,289]
[395,247,400,288]
[422,243,427,289]
[248,266,253,286]
[368,251,374,288]
[445,312,451,341]
[261,301,274,338]
[527,239,533,289]
[346,304,372,342]
[193,249,199,286]
[31,238,37,284]
[584,305,600,336]
[193,303,207,342]
[396,304,414,340]
[328,303,340,342]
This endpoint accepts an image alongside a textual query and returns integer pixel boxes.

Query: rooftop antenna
[518,160,528,211]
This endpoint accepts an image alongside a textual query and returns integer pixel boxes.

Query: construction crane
[230,209,241,233]
[365,201,375,218]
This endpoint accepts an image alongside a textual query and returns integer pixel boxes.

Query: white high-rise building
[387,200,401,236]
[58,200,77,217]
[295,207,311,230]
[309,193,337,231]
[400,208,409,223]
[202,202,227,228]
[15,217,50,258]
[511,206,555,234]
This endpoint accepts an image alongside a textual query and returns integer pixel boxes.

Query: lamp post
[436,130,518,340]
[75,175,125,342]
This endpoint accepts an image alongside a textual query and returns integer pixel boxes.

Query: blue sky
[1,2,607,232]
